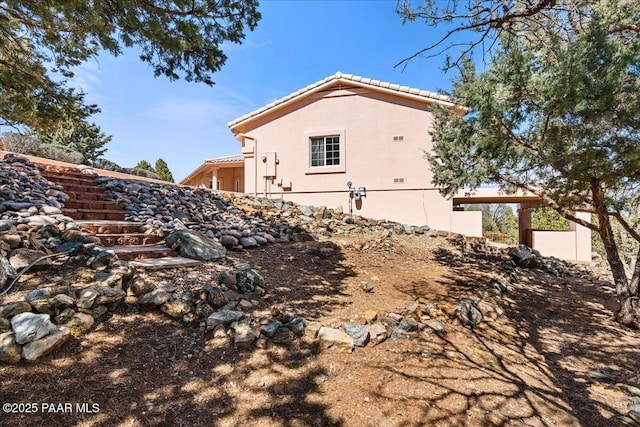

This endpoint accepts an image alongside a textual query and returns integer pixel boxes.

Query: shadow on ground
[0,240,353,427]
[373,249,639,426]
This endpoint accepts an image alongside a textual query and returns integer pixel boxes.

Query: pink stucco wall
[234,86,480,233]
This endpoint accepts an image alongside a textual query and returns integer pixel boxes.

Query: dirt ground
[1,232,639,427]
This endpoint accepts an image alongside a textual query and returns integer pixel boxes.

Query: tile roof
[228,71,460,129]
[205,154,245,164]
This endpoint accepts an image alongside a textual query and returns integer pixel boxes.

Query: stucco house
[180,154,244,192]
[181,72,591,261]
[225,72,482,236]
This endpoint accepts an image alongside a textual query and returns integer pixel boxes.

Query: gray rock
[261,320,282,338]
[22,326,70,361]
[0,301,32,318]
[247,269,265,286]
[457,298,483,329]
[26,215,57,227]
[0,317,9,333]
[165,230,226,261]
[206,309,244,329]
[138,289,171,306]
[11,312,57,344]
[476,299,503,320]
[220,234,239,247]
[194,301,214,319]
[424,319,446,333]
[9,248,51,270]
[240,236,258,247]
[0,332,22,364]
[161,299,192,318]
[0,255,17,288]
[50,294,75,310]
[253,235,268,245]
[40,205,61,215]
[318,326,354,352]
[29,299,55,316]
[77,287,100,309]
[128,274,156,296]
[219,269,237,286]
[91,305,108,319]
[298,205,315,216]
[304,321,323,339]
[286,317,306,336]
[25,288,51,302]
[206,287,228,308]
[369,322,388,345]
[94,286,126,305]
[54,308,75,324]
[64,313,94,336]
[342,323,370,347]
[92,271,123,288]
[399,317,419,332]
[231,322,257,348]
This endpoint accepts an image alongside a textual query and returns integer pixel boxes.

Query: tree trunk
[589,179,639,327]
[617,247,640,328]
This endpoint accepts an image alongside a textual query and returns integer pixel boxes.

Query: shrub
[94,158,125,172]
[37,143,85,164]
[124,167,159,180]
[1,133,40,155]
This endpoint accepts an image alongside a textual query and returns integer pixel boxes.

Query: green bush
[94,158,124,172]
[37,143,85,164]
[124,167,159,180]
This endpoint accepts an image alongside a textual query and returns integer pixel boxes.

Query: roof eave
[228,77,466,132]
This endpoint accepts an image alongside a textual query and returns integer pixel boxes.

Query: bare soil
[1,233,638,427]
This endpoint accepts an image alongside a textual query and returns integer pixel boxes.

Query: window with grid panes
[310,135,340,167]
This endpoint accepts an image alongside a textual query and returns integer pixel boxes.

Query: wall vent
[393,135,404,142]
[393,178,405,184]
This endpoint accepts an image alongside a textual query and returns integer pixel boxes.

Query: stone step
[76,220,143,235]
[109,245,177,261]
[41,173,98,187]
[64,190,112,201]
[128,257,203,270]
[64,199,123,211]
[98,233,164,247]
[60,183,107,194]
[62,208,126,221]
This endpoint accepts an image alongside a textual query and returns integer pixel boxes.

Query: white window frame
[305,129,346,174]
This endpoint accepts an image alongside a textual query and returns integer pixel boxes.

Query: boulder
[165,230,226,261]
[22,326,70,361]
[219,234,239,247]
[138,289,171,306]
[206,309,244,329]
[161,300,192,318]
[128,274,156,296]
[0,301,32,318]
[50,294,75,310]
[0,332,22,364]
[342,323,370,347]
[0,255,17,288]
[318,326,354,352]
[457,298,484,329]
[206,286,228,308]
[0,317,9,333]
[11,312,57,344]
[286,318,306,336]
[231,322,257,348]
[369,322,388,345]
[9,248,51,270]
[260,320,282,338]
[64,313,94,336]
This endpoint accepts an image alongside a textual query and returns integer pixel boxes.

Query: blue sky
[69,1,463,182]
